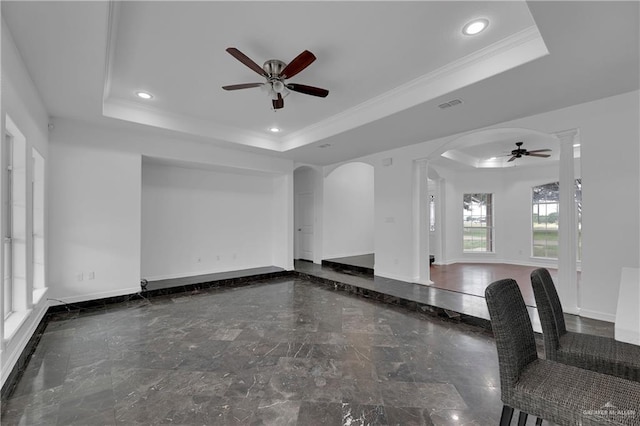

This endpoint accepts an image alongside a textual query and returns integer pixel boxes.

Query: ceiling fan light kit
[222,48,329,111]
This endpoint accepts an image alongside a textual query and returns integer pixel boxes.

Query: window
[576,179,582,261]
[463,193,493,252]
[32,149,45,297]
[532,179,581,259]
[3,132,13,319]
[3,115,28,331]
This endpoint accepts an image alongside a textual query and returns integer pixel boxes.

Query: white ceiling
[2,1,638,167]
[439,128,566,170]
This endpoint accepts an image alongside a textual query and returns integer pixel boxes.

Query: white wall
[572,94,639,320]
[48,118,294,304]
[437,161,569,267]
[271,173,294,270]
[346,90,639,320]
[141,162,279,279]
[49,143,141,301]
[374,157,414,280]
[323,162,374,259]
[1,19,50,386]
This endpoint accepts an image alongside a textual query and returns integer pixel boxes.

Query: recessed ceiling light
[269,127,281,133]
[463,18,489,36]
[136,91,153,100]
[573,143,581,147]
[488,157,497,160]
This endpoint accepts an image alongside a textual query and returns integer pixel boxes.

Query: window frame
[531,179,581,260]
[2,114,30,341]
[462,193,494,253]
[3,131,14,320]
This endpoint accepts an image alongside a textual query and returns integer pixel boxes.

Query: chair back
[531,268,567,359]
[485,279,538,396]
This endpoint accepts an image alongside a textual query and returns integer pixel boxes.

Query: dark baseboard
[142,270,294,299]
[321,259,374,276]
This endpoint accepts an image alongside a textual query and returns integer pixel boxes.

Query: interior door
[296,192,314,261]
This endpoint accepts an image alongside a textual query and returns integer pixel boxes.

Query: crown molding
[103,97,280,150]
[281,25,549,151]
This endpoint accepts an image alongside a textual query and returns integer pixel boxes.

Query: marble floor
[3,276,520,425]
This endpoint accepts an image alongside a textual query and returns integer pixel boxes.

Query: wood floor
[320,255,572,308]
[323,254,580,306]
[429,263,562,307]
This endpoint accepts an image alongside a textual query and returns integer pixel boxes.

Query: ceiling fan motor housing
[263,60,286,77]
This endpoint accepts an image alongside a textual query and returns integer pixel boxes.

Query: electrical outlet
[88,272,95,280]
[217,255,220,261]
[77,273,84,282]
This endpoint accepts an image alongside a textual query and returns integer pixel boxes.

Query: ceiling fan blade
[527,149,552,153]
[226,48,267,77]
[272,93,284,110]
[528,153,551,158]
[281,50,316,79]
[286,83,329,98]
[507,156,517,162]
[222,83,264,91]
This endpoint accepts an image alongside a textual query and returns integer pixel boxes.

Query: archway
[417,127,580,312]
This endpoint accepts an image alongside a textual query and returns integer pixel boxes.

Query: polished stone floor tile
[384,406,435,425]
[254,399,300,425]
[2,277,541,425]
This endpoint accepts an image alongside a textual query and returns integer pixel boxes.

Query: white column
[413,159,431,284]
[556,129,579,314]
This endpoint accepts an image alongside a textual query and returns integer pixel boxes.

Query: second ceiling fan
[507,141,551,162]
[222,48,329,110]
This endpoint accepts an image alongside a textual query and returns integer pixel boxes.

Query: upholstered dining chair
[485,278,640,425]
[531,268,640,382]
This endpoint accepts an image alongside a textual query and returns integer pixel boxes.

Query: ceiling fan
[507,141,552,162]
[222,48,329,110]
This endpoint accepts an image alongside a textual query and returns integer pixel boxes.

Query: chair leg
[500,405,515,426]
[518,411,528,426]
[535,418,543,425]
